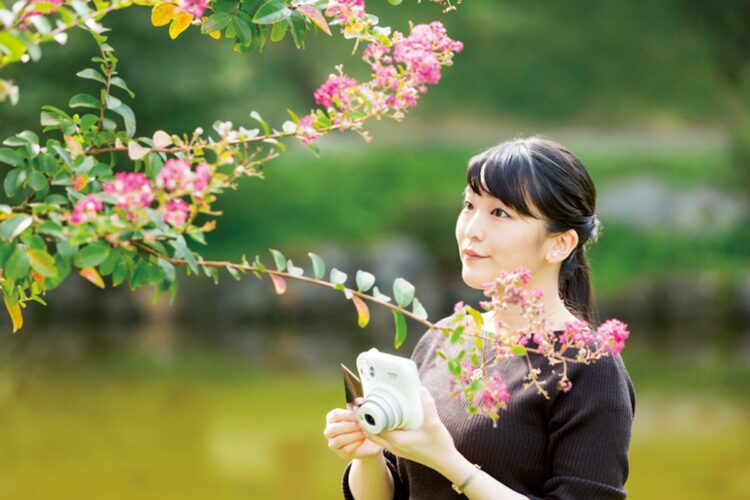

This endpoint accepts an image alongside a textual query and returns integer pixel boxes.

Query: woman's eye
[492,208,510,218]
[463,200,473,210]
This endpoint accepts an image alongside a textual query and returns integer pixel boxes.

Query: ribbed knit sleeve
[527,354,636,500]
[341,449,409,500]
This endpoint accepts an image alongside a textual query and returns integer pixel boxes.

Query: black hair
[465,135,601,325]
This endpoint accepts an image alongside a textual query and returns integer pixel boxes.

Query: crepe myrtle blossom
[161,198,190,227]
[18,0,62,29]
[178,0,208,18]
[441,265,630,423]
[475,371,510,415]
[296,115,320,146]
[101,172,153,222]
[70,194,103,224]
[314,74,358,109]
[325,0,365,24]
[596,319,630,355]
[156,159,212,199]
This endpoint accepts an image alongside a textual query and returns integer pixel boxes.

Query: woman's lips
[463,250,488,261]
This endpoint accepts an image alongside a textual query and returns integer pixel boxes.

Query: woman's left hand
[361,386,458,471]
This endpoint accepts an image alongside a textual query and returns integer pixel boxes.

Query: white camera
[356,348,424,434]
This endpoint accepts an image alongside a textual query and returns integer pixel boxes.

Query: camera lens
[365,414,375,426]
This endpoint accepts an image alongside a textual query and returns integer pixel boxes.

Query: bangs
[466,143,540,219]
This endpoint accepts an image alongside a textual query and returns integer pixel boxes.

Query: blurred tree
[677,0,750,192]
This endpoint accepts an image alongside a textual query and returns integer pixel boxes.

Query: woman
[323,136,636,499]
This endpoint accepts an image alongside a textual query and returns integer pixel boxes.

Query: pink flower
[325,0,365,23]
[161,199,190,227]
[474,371,510,412]
[156,159,212,199]
[314,75,359,109]
[296,114,320,146]
[596,319,630,355]
[70,194,103,224]
[453,301,465,314]
[178,0,207,18]
[560,319,593,345]
[102,173,153,221]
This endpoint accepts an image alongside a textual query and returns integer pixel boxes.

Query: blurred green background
[1,0,750,498]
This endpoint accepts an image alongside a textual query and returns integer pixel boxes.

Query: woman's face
[455,186,548,290]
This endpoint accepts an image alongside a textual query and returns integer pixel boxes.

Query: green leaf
[112,258,129,286]
[27,248,57,277]
[286,11,306,49]
[448,358,461,375]
[110,77,135,98]
[269,248,286,271]
[76,68,107,84]
[393,277,415,307]
[109,102,136,137]
[372,286,391,303]
[74,242,110,268]
[232,16,253,44]
[69,93,101,110]
[450,325,465,344]
[330,267,347,285]
[0,148,22,166]
[226,266,242,281]
[286,259,304,277]
[169,235,198,274]
[253,0,292,24]
[511,345,528,356]
[0,32,27,61]
[0,214,33,241]
[355,270,375,292]
[393,310,407,349]
[5,246,30,281]
[28,169,47,192]
[201,12,232,33]
[270,20,288,41]
[412,297,428,320]
[308,252,325,279]
[3,168,23,197]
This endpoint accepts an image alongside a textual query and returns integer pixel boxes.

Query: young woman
[323,136,636,499]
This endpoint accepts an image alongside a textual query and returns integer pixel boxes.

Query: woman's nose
[464,211,484,240]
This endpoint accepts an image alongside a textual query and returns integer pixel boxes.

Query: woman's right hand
[324,403,384,461]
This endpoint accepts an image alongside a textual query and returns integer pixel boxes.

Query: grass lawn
[0,348,748,499]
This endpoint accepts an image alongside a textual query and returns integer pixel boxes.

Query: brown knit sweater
[342,318,636,499]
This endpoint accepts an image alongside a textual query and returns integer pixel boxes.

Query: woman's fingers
[328,430,366,451]
[326,408,358,423]
[323,420,362,439]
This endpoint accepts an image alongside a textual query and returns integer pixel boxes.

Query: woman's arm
[431,449,528,500]
[347,454,396,500]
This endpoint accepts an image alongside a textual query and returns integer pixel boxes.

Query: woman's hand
[324,401,384,461]
[362,386,458,472]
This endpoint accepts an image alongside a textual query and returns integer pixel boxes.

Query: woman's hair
[465,135,601,325]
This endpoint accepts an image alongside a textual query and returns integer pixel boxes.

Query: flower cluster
[161,198,190,227]
[102,172,153,222]
[325,0,365,24]
[297,2,463,145]
[155,159,211,199]
[178,0,208,18]
[474,371,510,422]
[314,74,358,109]
[70,194,104,225]
[18,0,63,31]
[440,265,630,425]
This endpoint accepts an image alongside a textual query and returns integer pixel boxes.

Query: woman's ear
[545,229,579,264]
